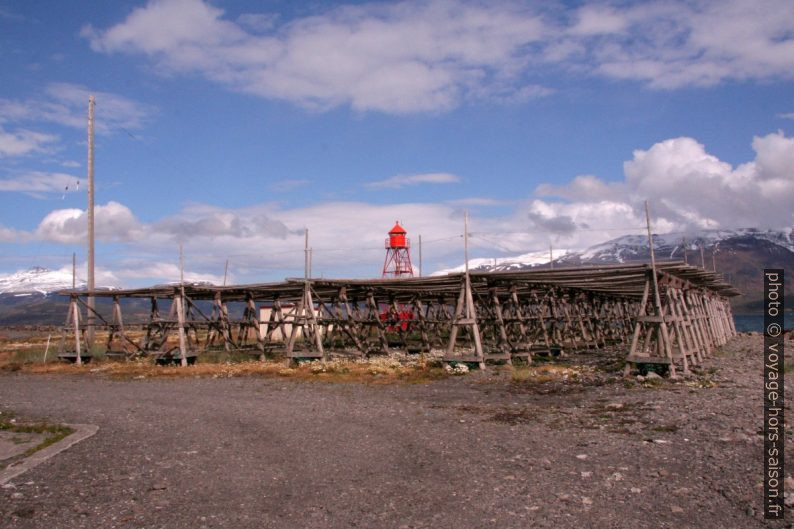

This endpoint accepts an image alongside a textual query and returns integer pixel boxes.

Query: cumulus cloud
[108,261,223,285]
[366,172,460,188]
[151,205,294,240]
[581,0,794,88]
[0,127,58,157]
[0,225,24,243]
[80,0,794,114]
[13,131,794,285]
[82,0,551,113]
[0,171,79,196]
[536,131,794,233]
[0,82,153,134]
[35,201,142,244]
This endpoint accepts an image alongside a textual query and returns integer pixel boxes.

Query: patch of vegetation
[14,356,450,385]
[0,412,74,469]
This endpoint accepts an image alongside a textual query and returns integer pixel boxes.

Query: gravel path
[0,334,790,529]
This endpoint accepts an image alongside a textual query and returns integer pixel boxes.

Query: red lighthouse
[382,221,414,277]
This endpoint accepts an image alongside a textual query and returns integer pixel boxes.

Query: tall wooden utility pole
[304,228,309,279]
[644,201,663,314]
[464,212,469,276]
[549,243,554,269]
[86,95,95,349]
[700,244,706,269]
[682,236,688,265]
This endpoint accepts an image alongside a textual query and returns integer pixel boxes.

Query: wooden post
[175,294,188,366]
[549,243,553,269]
[73,297,82,366]
[645,200,675,376]
[304,228,309,279]
[86,95,96,352]
[682,237,688,265]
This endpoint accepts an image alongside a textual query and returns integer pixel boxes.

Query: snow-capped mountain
[433,249,572,275]
[562,228,794,265]
[432,228,793,314]
[435,228,793,273]
[0,267,86,296]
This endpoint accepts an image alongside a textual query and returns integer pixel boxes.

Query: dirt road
[0,334,790,528]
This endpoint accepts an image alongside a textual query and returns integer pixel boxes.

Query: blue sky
[1,0,793,286]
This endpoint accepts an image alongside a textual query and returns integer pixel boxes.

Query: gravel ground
[0,334,791,529]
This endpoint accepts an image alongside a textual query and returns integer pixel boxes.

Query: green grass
[0,413,74,467]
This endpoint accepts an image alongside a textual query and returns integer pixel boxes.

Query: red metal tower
[382,221,414,277]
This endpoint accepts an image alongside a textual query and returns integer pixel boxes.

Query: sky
[1,0,793,287]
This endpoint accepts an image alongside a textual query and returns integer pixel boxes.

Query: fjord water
[733,313,793,333]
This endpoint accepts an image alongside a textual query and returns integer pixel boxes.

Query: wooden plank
[625,355,672,365]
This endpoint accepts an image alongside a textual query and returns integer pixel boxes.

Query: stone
[646,372,662,380]
[671,505,684,513]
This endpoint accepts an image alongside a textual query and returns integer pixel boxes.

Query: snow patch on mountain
[431,228,793,274]
[574,228,793,263]
[432,249,571,276]
[0,267,86,295]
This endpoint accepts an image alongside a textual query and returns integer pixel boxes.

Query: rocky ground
[0,333,791,529]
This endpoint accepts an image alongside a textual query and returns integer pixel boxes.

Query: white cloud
[535,131,794,233]
[13,131,794,284]
[0,82,153,134]
[83,0,550,113]
[0,171,79,195]
[0,127,58,157]
[366,172,460,188]
[780,112,794,120]
[583,0,794,88]
[569,5,628,36]
[80,0,794,114]
[237,13,279,32]
[107,261,223,285]
[0,225,24,243]
[35,201,142,244]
